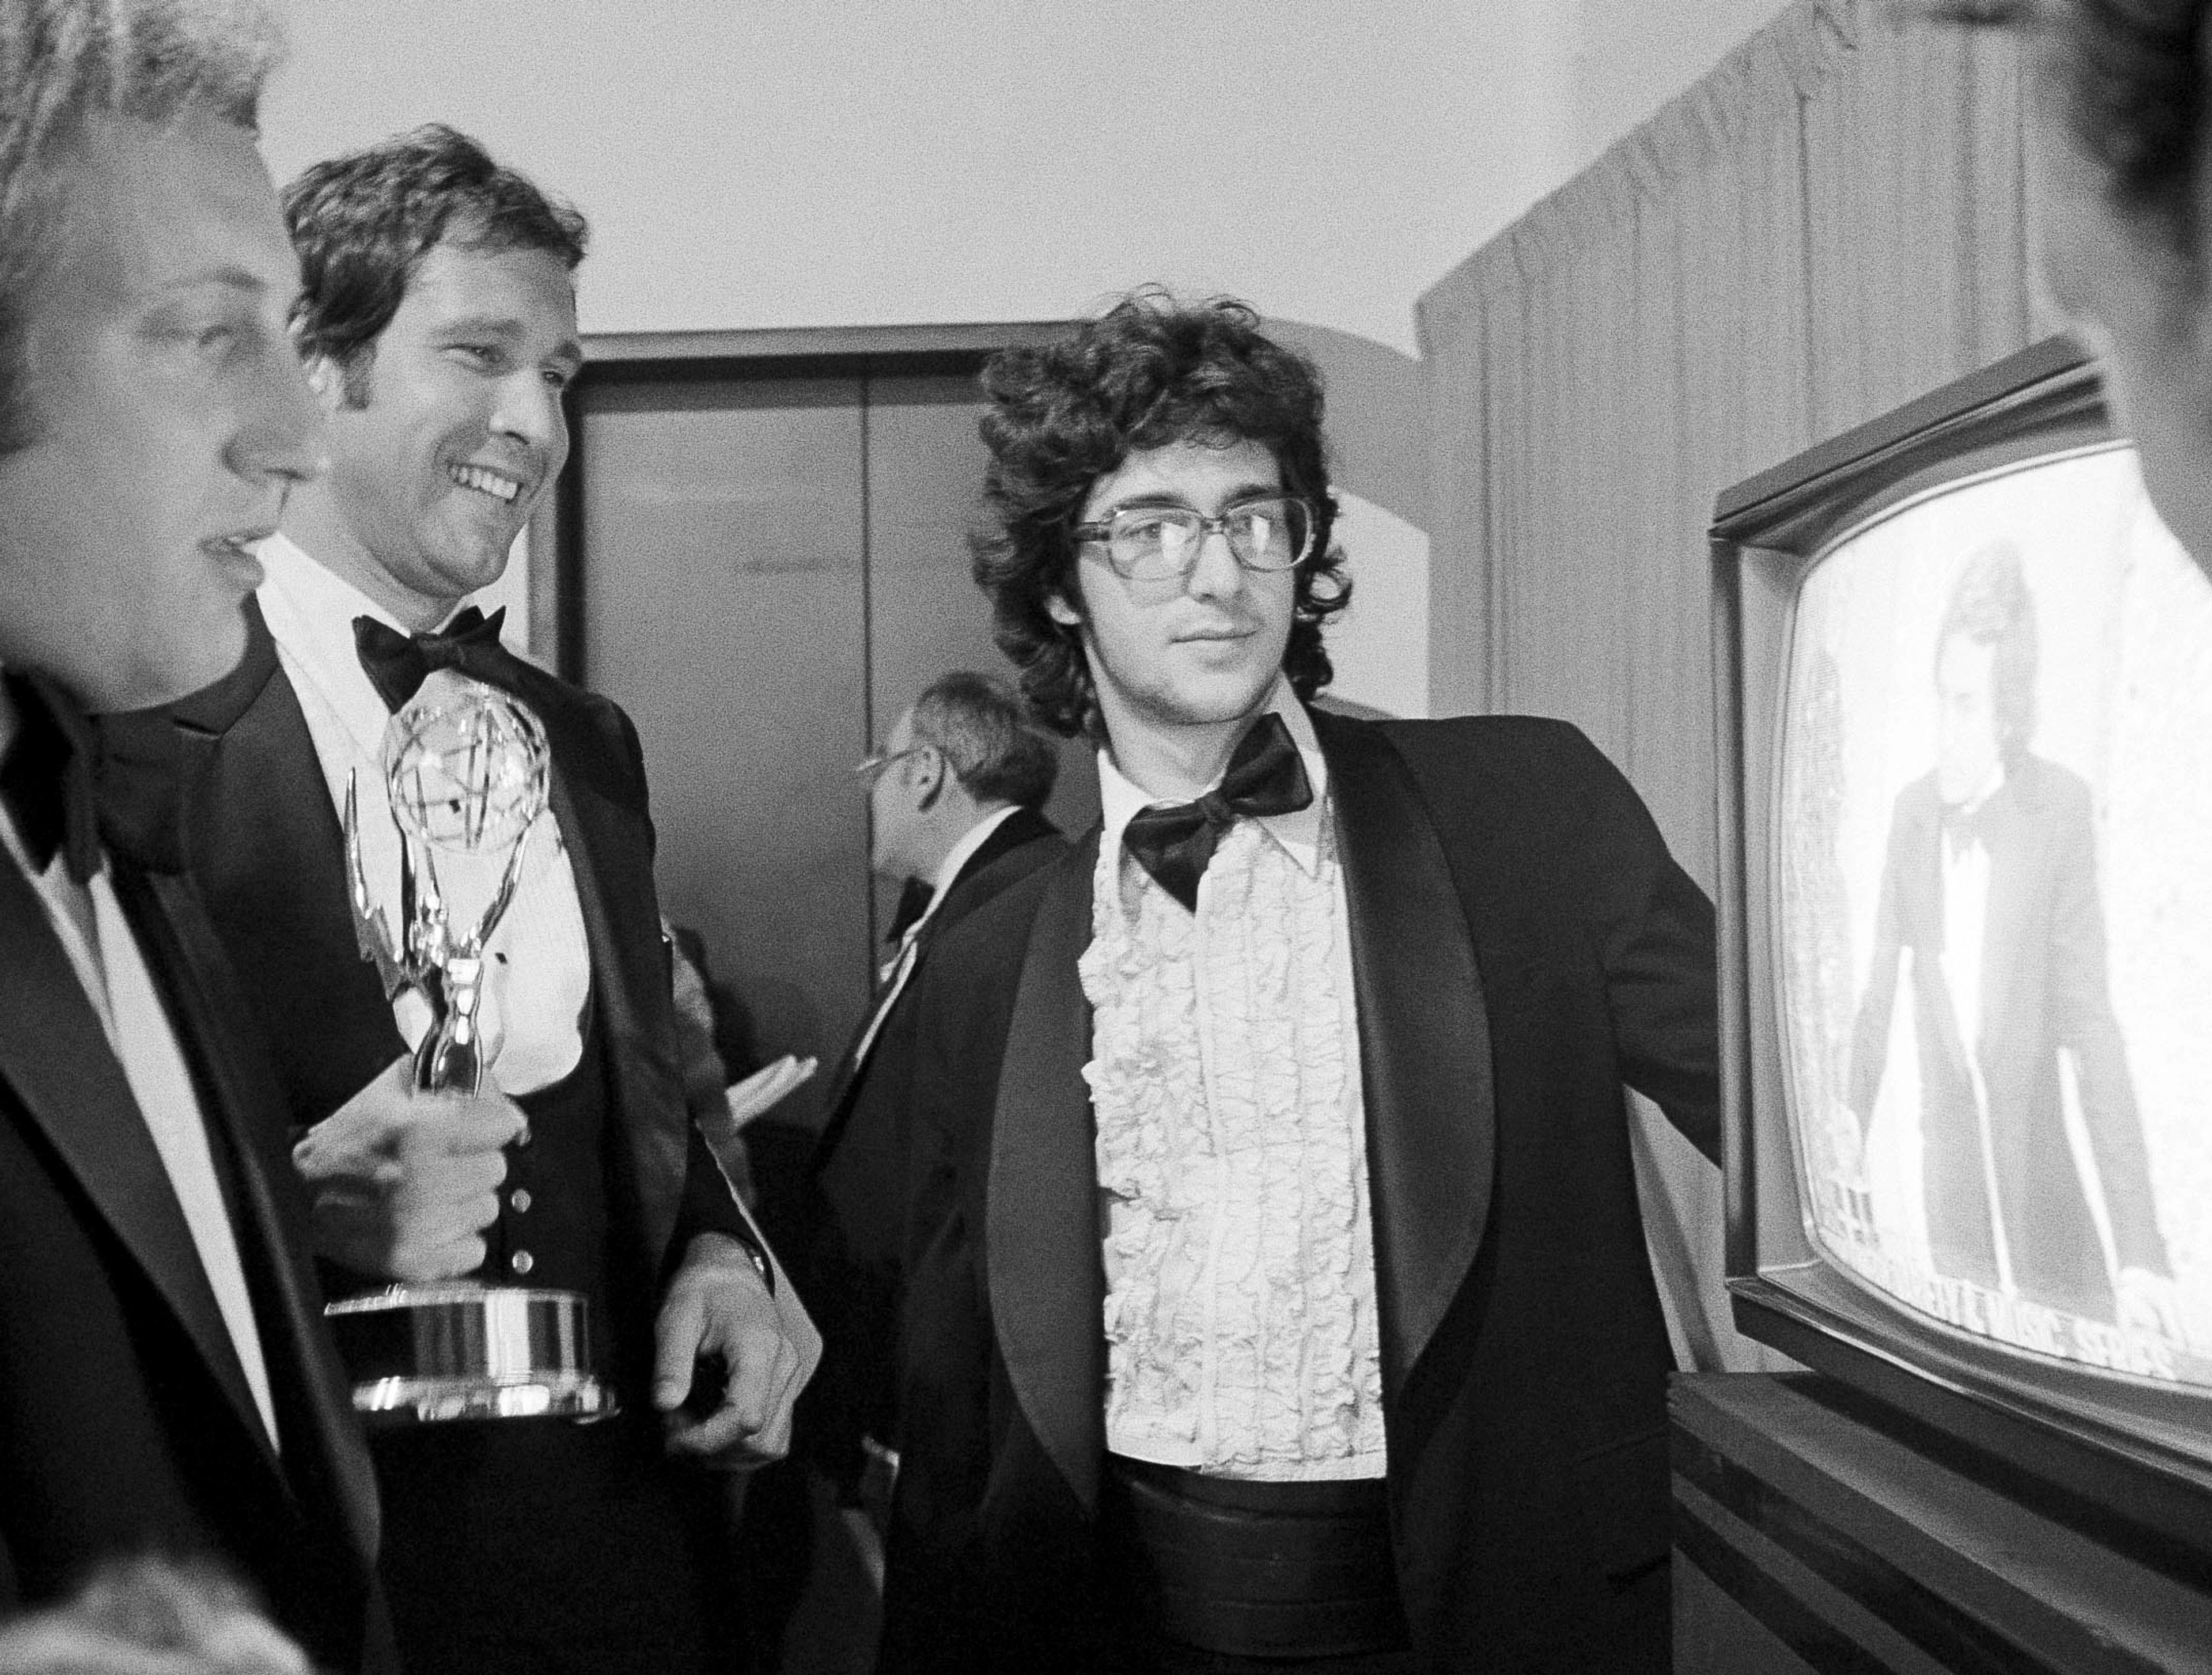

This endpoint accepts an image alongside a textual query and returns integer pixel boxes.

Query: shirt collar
[908,803,1024,938]
[255,532,491,762]
[1095,677,1329,878]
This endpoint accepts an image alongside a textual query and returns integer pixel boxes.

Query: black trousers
[1104,1632,1421,1674]
[373,1413,745,1675]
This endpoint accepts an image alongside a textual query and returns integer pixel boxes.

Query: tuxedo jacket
[1847,754,2165,1310]
[799,805,1066,1481]
[0,853,388,1672]
[881,712,1719,1674]
[165,604,750,1371]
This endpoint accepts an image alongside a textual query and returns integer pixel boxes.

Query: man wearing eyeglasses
[879,293,1719,1674]
[778,674,1069,1527]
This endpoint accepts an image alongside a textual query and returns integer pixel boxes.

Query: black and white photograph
[7,2,2212,1671]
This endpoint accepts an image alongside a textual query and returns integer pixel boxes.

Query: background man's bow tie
[885,876,933,944]
[1940,797,1991,862]
[352,607,509,712]
[1122,711,1313,912]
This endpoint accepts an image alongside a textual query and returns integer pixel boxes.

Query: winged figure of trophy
[328,677,616,1425]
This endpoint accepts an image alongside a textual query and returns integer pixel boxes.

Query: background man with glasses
[803,672,1066,1511]
[737,670,1067,1662]
[879,293,1720,1673]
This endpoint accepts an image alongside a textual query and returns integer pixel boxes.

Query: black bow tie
[1940,797,1990,863]
[885,876,934,943]
[1122,712,1313,912]
[353,607,508,712]
[1,673,187,881]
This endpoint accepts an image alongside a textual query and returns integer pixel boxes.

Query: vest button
[510,1188,532,1214]
[510,1249,535,1276]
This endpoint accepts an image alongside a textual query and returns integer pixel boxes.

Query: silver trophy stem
[406,820,532,1096]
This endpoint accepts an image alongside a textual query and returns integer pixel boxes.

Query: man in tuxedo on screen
[0,4,388,1669]
[1842,543,2174,1327]
[150,123,815,1675]
[880,294,1720,1674]
[800,670,1066,1513]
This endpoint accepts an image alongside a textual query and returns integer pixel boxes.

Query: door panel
[574,359,1099,1136]
[864,373,1002,719]
[580,377,871,1127]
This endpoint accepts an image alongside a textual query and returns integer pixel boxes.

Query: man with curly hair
[1842,543,2171,1323]
[881,294,1719,1673]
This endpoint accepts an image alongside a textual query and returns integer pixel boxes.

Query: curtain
[1417,0,2035,1368]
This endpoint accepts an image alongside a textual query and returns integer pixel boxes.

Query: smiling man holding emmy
[150,124,813,1675]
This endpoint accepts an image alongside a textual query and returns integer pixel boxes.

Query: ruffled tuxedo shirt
[1085,685,1387,1481]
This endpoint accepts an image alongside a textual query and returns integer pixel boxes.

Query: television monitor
[1711,336,2212,1574]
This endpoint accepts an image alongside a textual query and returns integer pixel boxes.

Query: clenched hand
[655,1231,806,1466]
[293,1056,527,1281]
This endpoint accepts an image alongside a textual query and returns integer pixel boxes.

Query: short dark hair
[1937,540,2039,763]
[909,669,1059,809]
[0,0,283,452]
[1919,1,2208,258]
[971,290,1351,740]
[283,123,588,404]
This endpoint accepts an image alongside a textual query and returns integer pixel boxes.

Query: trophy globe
[384,682,549,861]
[380,681,550,1094]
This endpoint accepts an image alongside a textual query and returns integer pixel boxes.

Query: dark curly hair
[1936,541,2039,764]
[282,123,587,406]
[1919,1,2207,259]
[971,291,1351,740]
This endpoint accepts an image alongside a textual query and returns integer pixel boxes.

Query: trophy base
[351,1371,619,1426]
[327,1283,618,1428]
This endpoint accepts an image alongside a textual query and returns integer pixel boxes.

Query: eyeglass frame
[853,742,932,785]
[1069,492,1317,582]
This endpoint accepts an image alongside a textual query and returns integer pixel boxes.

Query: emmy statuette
[328,679,616,1426]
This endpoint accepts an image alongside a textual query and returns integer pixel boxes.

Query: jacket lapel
[524,681,691,1276]
[124,866,382,1564]
[984,833,1107,1511]
[162,605,407,1120]
[817,806,1066,1157]
[1316,712,1497,1397]
[0,859,273,1461]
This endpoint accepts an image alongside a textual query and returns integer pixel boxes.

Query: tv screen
[1713,338,2212,1559]
[1777,442,2212,1388]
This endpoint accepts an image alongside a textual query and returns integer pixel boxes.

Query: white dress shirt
[0,678,280,1447]
[851,804,1026,1074]
[255,534,590,1093]
[1940,774,2010,1291]
[1086,680,1387,1480]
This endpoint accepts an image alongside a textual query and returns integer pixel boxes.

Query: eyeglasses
[1071,494,1315,582]
[854,744,929,784]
